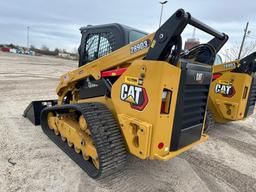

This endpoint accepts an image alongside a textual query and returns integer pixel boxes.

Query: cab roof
[80,23,148,35]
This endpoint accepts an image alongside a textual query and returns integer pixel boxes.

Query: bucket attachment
[23,100,57,125]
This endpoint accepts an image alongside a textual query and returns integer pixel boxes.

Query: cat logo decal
[120,84,148,111]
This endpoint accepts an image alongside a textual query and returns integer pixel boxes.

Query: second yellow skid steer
[24,9,228,178]
[206,52,256,130]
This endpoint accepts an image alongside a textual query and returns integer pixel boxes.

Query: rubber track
[204,109,215,132]
[40,102,127,179]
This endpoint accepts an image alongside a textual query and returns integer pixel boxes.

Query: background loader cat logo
[195,73,204,83]
[215,83,235,97]
[120,84,148,111]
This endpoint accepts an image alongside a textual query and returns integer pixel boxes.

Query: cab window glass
[214,54,223,65]
[85,32,116,62]
[98,32,115,57]
[85,34,99,62]
[129,31,147,43]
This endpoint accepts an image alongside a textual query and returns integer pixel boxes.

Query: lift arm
[145,9,228,61]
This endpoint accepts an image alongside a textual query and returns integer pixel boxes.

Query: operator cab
[79,23,148,67]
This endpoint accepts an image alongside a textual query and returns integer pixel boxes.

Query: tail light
[158,142,164,149]
[161,89,172,114]
[243,86,248,99]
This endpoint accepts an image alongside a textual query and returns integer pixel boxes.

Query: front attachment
[23,100,57,125]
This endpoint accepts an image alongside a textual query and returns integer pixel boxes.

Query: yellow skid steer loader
[206,52,256,130]
[24,9,228,178]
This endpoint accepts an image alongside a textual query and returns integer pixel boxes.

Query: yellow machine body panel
[208,58,255,123]
[111,60,208,160]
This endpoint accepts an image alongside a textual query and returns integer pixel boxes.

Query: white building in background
[58,53,70,58]
[10,48,17,54]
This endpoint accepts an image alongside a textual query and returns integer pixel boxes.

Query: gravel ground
[0,52,256,192]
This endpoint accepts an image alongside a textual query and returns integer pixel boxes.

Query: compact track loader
[24,9,228,178]
[206,52,256,130]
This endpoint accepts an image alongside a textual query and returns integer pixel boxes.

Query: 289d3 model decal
[130,39,150,54]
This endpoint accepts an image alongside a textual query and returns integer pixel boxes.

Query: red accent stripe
[212,73,222,80]
[101,68,127,77]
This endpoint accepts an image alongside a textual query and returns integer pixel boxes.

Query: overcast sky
[0,0,255,53]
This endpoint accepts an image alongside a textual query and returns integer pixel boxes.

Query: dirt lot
[0,52,256,192]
